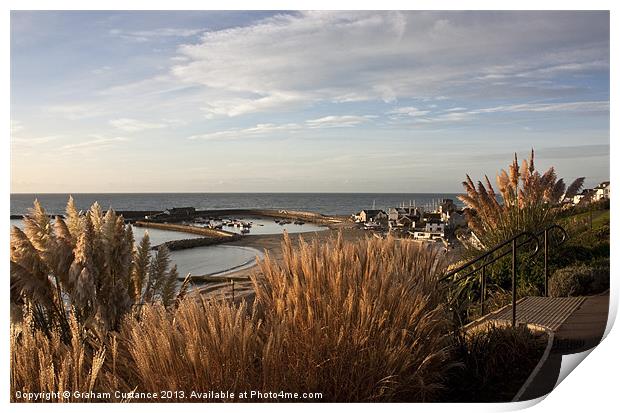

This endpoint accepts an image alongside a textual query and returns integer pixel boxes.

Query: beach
[194,221,366,299]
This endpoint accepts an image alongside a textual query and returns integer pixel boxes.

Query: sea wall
[157,236,238,251]
[194,208,343,224]
[133,221,240,239]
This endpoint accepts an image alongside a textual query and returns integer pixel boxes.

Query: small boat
[240,228,250,234]
[364,221,381,230]
[274,219,281,223]
[294,220,305,225]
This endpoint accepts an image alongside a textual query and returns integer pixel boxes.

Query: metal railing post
[512,238,517,327]
[544,229,549,297]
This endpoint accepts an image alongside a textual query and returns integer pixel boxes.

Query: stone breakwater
[157,236,239,251]
[133,220,239,238]
[133,221,241,250]
[193,209,343,225]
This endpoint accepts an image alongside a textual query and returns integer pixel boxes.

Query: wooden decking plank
[485,296,586,331]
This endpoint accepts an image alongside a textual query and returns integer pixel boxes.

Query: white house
[573,189,595,205]
[425,219,445,234]
[593,181,610,201]
[358,209,388,223]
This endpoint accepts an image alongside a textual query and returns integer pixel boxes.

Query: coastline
[194,225,367,300]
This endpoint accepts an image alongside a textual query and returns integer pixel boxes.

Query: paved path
[513,294,609,401]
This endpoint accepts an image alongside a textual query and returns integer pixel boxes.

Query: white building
[593,181,610,201]
[573,189,595,205]
[357,209,387,223]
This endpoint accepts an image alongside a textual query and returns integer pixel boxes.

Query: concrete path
[516,293,609,401]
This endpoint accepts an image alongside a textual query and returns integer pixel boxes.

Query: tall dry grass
[10,198,188,338]
[459,149,584,249]
[10,198,189,402]
[119,234,454,402]
[121,299,263,398]
[10,306,118,402]
[253,234,453,401]
[13,210,456,402]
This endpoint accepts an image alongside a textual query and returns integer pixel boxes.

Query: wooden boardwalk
[485,296,587,331]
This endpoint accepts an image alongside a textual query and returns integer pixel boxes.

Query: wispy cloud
[110,28,204,42]
[305,115,375,128]
[387,107,430,117]
[188,123,300,141]
[109,118,168,132]
[166,11,609,117]
[387,100,609,125]
[470,101,609,114]
[47,104,104,120]
[189,114,374,140]
[62,136,128,151]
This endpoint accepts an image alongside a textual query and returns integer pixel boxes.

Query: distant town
[352,181,611,247]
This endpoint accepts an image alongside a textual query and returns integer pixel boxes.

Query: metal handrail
[440,231,539,282]
[442,224,568,327]
[534,224,568,297]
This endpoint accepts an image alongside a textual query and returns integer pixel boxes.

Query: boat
[294,220,305,225]
[364,221,381,230]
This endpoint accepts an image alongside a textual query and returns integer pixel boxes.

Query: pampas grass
[118,233,454,402]
[10,198,188,337]
[12,201,457,402]
[459,149,585,249]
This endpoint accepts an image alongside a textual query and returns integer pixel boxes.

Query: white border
[3,2,617,413]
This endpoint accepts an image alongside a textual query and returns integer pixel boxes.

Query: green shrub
[549,263,609,297]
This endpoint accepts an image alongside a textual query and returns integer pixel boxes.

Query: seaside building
[355,209,388,223]
[593,181,611,201]
[573,189,595,205]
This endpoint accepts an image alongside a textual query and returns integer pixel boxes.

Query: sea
[10,193,464,216]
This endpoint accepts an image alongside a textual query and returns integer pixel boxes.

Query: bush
[444,324,546,402]
[549,263,610,297]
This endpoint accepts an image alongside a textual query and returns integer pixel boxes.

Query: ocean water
[10,193,464,216]
[10,219,263,278]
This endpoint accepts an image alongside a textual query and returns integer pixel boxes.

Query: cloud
[110,28,204,42]
[305,115,375,128]
[387,107,431,117]
[470,101,609,114]
[161,11,609,117]
[188,114,374,140]
[47,104,104,120]
[62,136,128,151]
[188,123,301,141]
[92,65,112,75]
[386,100,609,125]
[201,92,307,118]
[12,135,60,151]
[109,118,168,132]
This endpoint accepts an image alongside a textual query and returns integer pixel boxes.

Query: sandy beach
[195,223,366,299]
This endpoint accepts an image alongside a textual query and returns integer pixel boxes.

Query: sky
[10,11,610,193]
